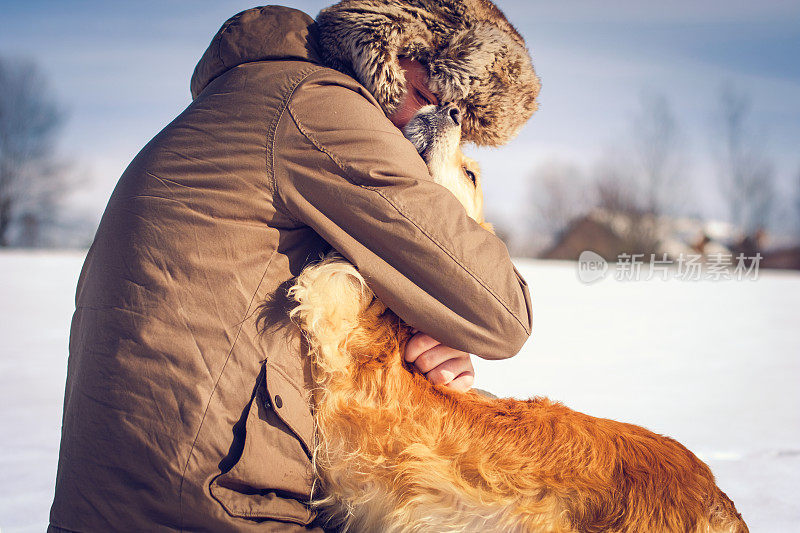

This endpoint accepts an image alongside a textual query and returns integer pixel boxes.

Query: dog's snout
[447,106,461,126]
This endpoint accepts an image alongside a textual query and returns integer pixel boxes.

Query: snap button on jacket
[49,6,532,532]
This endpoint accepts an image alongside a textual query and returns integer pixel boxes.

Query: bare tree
[591,153,641,214]
[712,85,775,235]
[527,159,588,239]
[590,153,661,256]
[0,56,65,246]
[631,91,684,215]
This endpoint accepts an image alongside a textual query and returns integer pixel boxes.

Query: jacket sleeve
[272,69,532,359]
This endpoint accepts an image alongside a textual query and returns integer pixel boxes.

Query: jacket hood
[191,6,320,99]
[316,0,540,146]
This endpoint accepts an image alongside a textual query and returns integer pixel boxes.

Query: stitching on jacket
[215,10,246,70]
[210,489,311,523]
[265,362,314,457]
[210,472,313,523]
[268,361,310,400]
[267,67,327,224]
[178,244,279,530]
[363,184,528,334]
[206,367,313,525]
[179,65,322,529]
[284,97,530,335]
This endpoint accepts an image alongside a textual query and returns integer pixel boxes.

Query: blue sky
[1,0,799,232]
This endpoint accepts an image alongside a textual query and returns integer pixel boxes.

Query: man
[49,1,539,531]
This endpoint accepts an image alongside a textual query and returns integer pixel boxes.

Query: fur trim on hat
[316,0,540,146]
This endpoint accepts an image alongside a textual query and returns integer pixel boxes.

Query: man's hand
[403,332,474,393]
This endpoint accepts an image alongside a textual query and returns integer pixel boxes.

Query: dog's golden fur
[287,107,748,532]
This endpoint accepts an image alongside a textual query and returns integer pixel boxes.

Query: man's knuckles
[404,333,440,363]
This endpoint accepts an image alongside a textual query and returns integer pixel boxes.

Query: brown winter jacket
[49,6,532,532]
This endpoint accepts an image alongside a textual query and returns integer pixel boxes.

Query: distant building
[760,247,800,270]
[541,209,800,270]
[543,209,728,260]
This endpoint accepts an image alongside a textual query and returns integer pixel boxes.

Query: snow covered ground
[0,250,798,532]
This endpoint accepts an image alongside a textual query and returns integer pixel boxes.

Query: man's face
[388,58,440,129]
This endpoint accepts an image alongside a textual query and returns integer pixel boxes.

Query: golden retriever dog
[288,105,748,532]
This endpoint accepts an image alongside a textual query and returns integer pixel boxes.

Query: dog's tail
[289,251,375,384]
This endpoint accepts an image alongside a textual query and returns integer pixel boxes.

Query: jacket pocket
[209,363,316,525]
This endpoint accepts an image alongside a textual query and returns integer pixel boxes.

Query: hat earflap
[427,24,507,105]
[316,8,433,115]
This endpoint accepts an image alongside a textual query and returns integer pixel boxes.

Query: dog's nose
[447,105,461,126]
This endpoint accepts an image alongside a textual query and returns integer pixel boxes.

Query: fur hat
[316,0,540,146]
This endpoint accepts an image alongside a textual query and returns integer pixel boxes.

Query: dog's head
[403,105,492,231]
